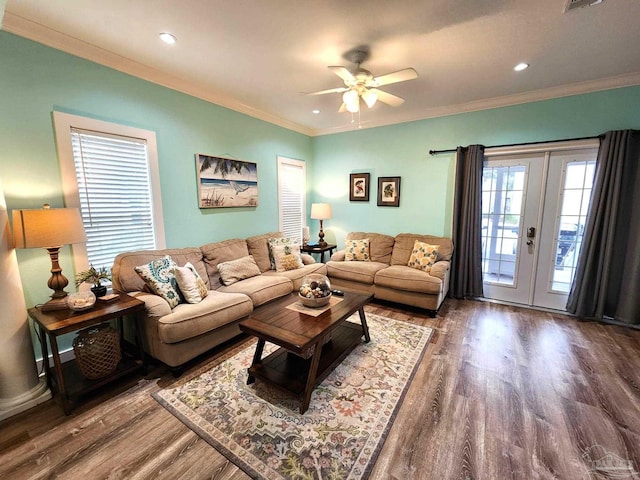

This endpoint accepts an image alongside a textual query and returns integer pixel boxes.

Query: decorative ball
[67,291,96,311]
[298,274,332,308]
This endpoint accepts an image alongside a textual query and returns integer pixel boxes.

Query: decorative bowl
[67,291,96,311]
[298,274,332,308]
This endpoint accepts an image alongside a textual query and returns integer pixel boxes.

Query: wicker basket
[72,324,121,380]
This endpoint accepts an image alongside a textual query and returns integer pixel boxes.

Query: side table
[301,243,337,263]
[28,292,146,415]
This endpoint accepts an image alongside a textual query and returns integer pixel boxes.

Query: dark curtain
[450,145,485,299]
[567,130,640,324]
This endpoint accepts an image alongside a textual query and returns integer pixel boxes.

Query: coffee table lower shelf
[247,322,364,408]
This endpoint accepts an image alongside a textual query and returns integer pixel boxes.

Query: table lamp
[12,204,86,311]
[310,203,332,248]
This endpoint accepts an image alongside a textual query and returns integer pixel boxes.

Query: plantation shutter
[277,157,305,243]
[71,128,157,270]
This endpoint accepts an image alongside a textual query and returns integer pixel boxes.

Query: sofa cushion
[346,232,395,264]
[173,262,208,303]
[134,256,182,308]
[375,265,442,295]
[391,234,453,265]
[218,274,293,307]
[407,240,439,273]
[345,238,370,261]
[112,248,209,294]
[326,260,388,285]
[218,255,262,286]
[157,291,253,344]
[201,238,250,288]
[263,262,327,289]
[272,244,304,271]
[246,231,283,272]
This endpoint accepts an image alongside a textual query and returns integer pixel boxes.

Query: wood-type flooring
[1,298,639,479]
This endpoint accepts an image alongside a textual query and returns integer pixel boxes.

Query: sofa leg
[428,309,437,318]
[171,366,184,378]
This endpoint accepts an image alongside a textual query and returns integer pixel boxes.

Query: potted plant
[75,265,111,297]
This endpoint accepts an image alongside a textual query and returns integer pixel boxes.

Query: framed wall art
[349,173,370,202]
[196,154,258,208]
[377,176,401,207]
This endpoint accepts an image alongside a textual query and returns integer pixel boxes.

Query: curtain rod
[428,135,603,155]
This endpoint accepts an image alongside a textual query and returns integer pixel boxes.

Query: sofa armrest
[130,291,172,318]
[429,260,450,281]
[330,249,346,262]
[301,253,316,265]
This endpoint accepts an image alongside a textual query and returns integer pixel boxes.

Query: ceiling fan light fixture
[343,90,359,113]
[362,89,378,108]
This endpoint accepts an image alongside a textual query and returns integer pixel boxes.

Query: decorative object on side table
[349,173,370,202]
[298,273,332,308]
[12,204,87,311]
[66,291,96,311]
[377,176,401,207]
[75,265,111,297]
[72,324,122,379]
[310,203,332,247]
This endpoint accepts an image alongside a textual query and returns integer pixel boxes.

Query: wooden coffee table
[239,290,372,413]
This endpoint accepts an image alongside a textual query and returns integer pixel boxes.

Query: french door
[481,141,598,310]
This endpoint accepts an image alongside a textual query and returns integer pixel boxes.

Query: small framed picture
[377,176,401,207]
[349,173,370,202]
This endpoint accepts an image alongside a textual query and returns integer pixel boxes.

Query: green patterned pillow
[267,237,293,270]
[345,238,370,261]
[407,240,439,273]
[272,244,304,272]
[172,262,208,304]
[135,256,181,308]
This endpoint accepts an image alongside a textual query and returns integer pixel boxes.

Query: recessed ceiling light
[514,62,529,72]
[159,33,177,45]
[312,109,320,114]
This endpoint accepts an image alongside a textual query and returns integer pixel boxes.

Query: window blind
[278,158,305,244]
[71,128,157,270]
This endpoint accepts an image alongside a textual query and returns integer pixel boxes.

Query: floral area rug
[153,313,433,480]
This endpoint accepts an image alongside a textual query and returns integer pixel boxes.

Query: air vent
[564,0,604,13]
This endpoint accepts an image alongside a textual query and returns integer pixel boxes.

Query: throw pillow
[407,240,439,273]
[173,262,208,304]
[345,238,370,261]
[267,237,293,270]
[272,244,304,272]
[217,255,261,286]
[134,256,181,308]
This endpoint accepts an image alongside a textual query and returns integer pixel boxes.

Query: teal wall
[312,88,640,247]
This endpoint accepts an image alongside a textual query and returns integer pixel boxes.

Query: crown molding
[2,12,314,137]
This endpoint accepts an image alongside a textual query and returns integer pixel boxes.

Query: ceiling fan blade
[328,66,356,84]
[370,88,405,107]
[371,68,418,87]
[305,86,349,96]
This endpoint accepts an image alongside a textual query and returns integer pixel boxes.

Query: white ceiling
[4,0,640,136]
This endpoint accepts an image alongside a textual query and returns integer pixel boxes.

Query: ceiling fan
[306,48,418,113]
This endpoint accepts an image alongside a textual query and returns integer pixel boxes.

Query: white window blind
[70,128,156,270]
[277,157,306,243]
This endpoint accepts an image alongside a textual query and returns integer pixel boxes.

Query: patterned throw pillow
[134,256,181,308]
[217,255,261,286]
[407,240,439,273]
[272,244,304,272]
[267,237,293,270]
[173,262,208,304]
[345,238,370,261]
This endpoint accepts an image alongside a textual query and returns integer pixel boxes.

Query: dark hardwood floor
[1,299,639,479]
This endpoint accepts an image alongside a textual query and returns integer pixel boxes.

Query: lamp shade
[310,203,332,220]
[12,206,86,249]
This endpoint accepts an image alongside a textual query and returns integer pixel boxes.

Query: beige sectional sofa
[111,232,326,371]
[325,232,453,316]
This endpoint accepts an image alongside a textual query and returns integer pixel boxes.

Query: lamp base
[41,295,69,312]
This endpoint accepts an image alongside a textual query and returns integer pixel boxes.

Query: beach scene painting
[196,154,258,208]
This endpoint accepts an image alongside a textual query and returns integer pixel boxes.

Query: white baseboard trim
[36,348,75,377]
[0,379,51,421]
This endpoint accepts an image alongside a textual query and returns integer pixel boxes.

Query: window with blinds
[53,111,165,275]
[71,129,156,270]
[277,157,306,243]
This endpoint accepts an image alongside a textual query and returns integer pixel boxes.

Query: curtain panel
[567,130,640,324]
[450,145,485,299]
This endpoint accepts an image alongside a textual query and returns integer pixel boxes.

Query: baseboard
[36,348,75,377]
